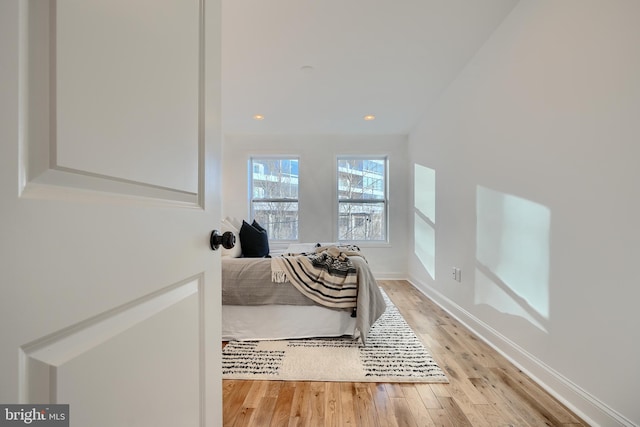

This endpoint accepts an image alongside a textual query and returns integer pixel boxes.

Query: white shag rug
[222,290,448,383]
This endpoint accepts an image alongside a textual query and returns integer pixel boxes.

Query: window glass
[250,158,299,240]
[337,158,387,241]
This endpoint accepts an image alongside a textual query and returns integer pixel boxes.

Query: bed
[221,244,386,344]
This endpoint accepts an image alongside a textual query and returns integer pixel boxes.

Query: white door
[0,1,222,426]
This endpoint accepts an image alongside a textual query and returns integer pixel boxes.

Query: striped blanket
[271,245,364,308]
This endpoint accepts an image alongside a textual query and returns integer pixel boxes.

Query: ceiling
[221,0,519,135]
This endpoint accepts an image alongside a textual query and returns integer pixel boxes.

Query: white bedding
[221,243,385,343]
[222,304,357,341]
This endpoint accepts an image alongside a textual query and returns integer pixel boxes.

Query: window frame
[336,156,389,243]
[249,156,300,242]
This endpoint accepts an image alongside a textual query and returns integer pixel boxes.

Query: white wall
[408,1,640,426]
[222,134,409,277]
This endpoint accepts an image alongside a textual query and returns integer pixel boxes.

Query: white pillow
[225,216,242,229]
[221,218,242,257]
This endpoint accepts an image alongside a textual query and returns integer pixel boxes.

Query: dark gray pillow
[252,219,266,232]
[240,220,269,257]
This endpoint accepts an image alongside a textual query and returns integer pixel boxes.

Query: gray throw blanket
[271,244,386,344]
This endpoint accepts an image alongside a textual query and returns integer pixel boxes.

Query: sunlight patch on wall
[475,186,550,333]
[415,164,436,221]
[415,212,435,279]
[414,164,436,279]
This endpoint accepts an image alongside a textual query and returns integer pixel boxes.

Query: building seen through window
[250,158,299,240]
[250,157,386,242]
[338,157,387,241]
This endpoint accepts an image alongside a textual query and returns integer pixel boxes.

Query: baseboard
[373,272,407,280]
[407,274,636,427]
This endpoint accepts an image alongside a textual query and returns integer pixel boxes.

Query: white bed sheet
[222,304,358,341]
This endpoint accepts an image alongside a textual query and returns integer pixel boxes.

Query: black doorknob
[210,230,236,251]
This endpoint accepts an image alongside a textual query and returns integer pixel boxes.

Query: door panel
[54,0,200,193]
[0,1,222,426]
[55,289,201,427]
[23,0,201,202]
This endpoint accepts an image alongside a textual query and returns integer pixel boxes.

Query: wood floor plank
[307,382,326,426]
[432,366,493,427]
[490,366,585,426]
[401,385,438,427]
[486,367,558,427]
[253,395,277,427]
[390,397,420,427]
[223,380,254,427]
[468,376,532,426]
[324,382,343,427]
[222,280,587,427]
[230,407,255,427]
[251,381,281,426]
[428,408,456,427]
[437,396,473,427]
[438,354,488,405]
[445,347,494,382]
[287,381,310,427]
[383,383,405,399]
[498,364,583,424]
[429,383,452,398]
[418,331,447,356]
[472,403,510,427]
[242,380,269,409]
[372,385,398,427]
[435,325,469,356]
[414,383,442,409]
[444,323,502,368]
[338,383,357,426]
[269,382,295,427]
[353,383,381,427]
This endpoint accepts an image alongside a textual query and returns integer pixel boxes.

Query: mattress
[222,304,357,341]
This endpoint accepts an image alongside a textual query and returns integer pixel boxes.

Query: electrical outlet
[452,267,462,282]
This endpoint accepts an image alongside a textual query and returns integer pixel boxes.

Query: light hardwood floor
[223,280,587,426]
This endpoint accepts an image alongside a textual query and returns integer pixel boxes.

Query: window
[337,157,387,241]
[250,158,299,240]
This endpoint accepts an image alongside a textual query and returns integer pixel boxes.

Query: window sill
[338,241,391,249]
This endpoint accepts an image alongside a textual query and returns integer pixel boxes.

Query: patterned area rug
[222,290,448,383]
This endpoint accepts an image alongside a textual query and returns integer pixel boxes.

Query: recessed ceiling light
[252,114,265,120]
[363,115,376,121]
[300,65,314,73]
